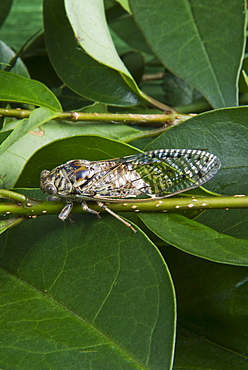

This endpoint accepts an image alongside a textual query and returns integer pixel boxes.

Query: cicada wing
[118,149,221,197]
[72,149,221,200]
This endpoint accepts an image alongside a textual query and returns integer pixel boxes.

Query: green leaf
[139,213,248,266]
[0,214,176,369]
[0,0,12,28]
[242,70,248,87]
[130,0,245,108]
[65,0,129,77]
[115,0,131,13]
[195,208,248,239]
[121,51,145,83]
[0,0,43,50]
[162,70,201,107]
[110,14,152,55]
[0,130,11,144]
[0,107,59,155]
[0,217,26,234]
[0,71,62,110]
[43,0,144,106]
[166,249,248,358]
[174,328,248,368]
[15,135,141,188]
[0,40,29,77]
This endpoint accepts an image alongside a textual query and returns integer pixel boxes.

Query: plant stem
[0,190,247,218]
[0,108,190,127]
[0,189,27,203]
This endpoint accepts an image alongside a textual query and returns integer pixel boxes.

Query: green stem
[0,108,190,127]
[1,192,247,218]
[0,189,27,203]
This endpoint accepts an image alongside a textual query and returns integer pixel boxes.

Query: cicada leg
[58,200,136,233]
[97,201,137,233]
[58,200,100,221]
[59,202,73,221]
[81,200,100,218]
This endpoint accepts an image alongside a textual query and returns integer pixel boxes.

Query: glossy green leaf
[166,249,248,358]
[0,107,59,155]
[43,0,143,106]
[0,217,25,234]
[0,71,62,110]
[0,214,176,369]
[130,0,245,108]
[121,51,145,83]
[174,328,248,369]
[15,135,141,188]
[0,0,43,50]
[139,213,248,266]
[65,0,129,77]
[110,14,152,54]
[195,208,248,239]
[0,40,29,77]
[242,70,248,87]
[162,70,201,107]
[0,0,13,27]
[115,0,131,13]
[0,130,11,143]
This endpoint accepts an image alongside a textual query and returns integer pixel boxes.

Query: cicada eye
[45,183,57,194]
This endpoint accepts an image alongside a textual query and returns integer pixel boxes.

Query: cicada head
[40,169,57,195]
[40,166,73,196]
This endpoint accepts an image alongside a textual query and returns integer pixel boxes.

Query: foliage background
[0,0,248,369]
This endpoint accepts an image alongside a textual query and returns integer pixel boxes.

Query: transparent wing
[77,149,221,200]
[119,149,221,197]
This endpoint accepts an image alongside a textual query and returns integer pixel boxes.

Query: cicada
[40,149,221,231]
